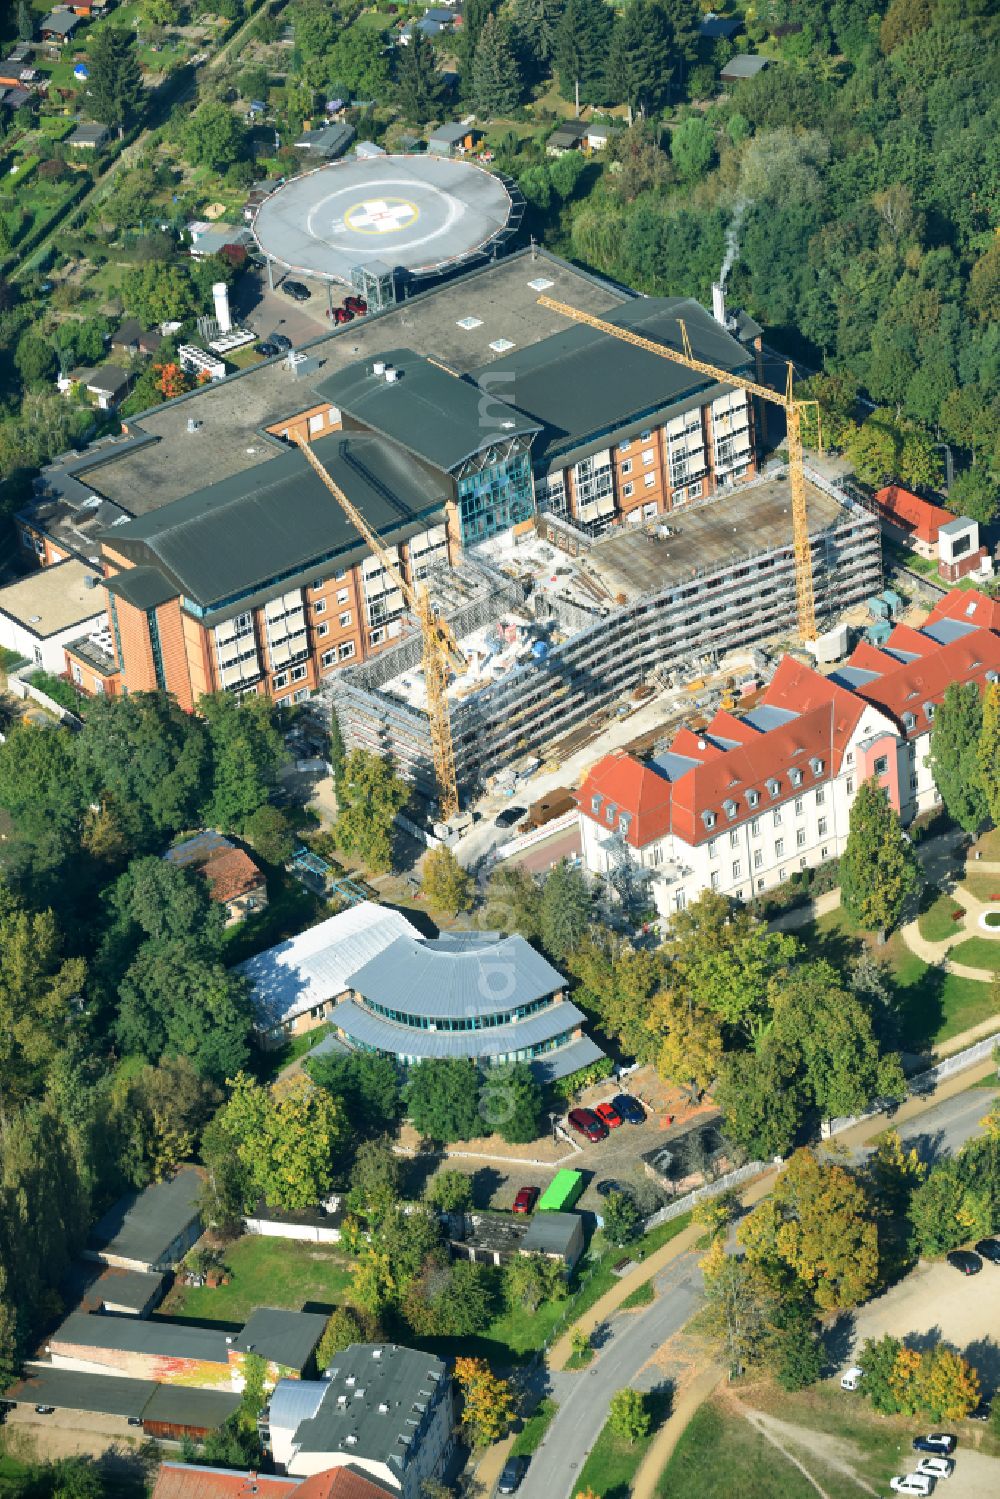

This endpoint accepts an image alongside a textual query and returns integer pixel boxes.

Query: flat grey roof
[0,558,103,637]
[141,1384,242,1431]
[5,1366,154,1418]
[65,1262,166,1315]
[721,53,769,78]
[50,1311,230,1365]
[105,564,179,612]
[520,1211,581,1256]
[347,931,565,1018]
[938,515,973,535]
[234,1308,328,1372]
[87,1163,203,1268]
[252,156,513,283]
[104,431,449,611]
[270,1343,447,1473]
[473,297,754,468]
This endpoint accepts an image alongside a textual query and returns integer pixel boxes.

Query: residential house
[427,122,482,157]
[546,121,586,156]
[874,484,954,561]
[576,587,1000,919]
[294,122,356,160]
[263,1344,454,1499]
[111,318,145,356]
[164,830,268,926]
[238,900,422,1048]
[68,121,108,149]
[40,11,81,44]
[399,9,455,44]
[0,558,105,673]
[152,1463,398,1499]
[61,365,133,410]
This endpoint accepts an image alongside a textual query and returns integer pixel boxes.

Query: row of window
[707,788,827,852]
[359,993,557,1033]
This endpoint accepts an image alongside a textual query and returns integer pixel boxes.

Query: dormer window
[702,810,716,829]
[903,711,916,730]
[789,768,803,788]
[766,777,780,798]
[619,813,631,836]
[747,789,759,808]
[986,670,999,684]
[924,701,935,720]
[605,802,617,825]
[591,794,603,815]
[809,757,823,776]
[723,798,738,819]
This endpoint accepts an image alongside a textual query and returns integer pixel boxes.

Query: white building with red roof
[577,589,1000,916]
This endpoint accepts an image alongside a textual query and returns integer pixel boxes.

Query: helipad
[252,155,517,285]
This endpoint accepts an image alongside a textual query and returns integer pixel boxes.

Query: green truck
[537,1169,584,1212]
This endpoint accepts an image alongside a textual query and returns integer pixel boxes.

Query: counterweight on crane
[536,296,821,642]
[293,434,464,819]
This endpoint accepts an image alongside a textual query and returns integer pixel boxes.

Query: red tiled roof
[756,655,866,763]
[576,753,673,849]
[849,628,1000,736]
[297,1470,396,1499]
[202,847,265,905]
[152,1467,298,1499]
[875,485,952,546]
[925,589,1000,634]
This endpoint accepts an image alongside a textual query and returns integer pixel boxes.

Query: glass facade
[146,608,167,692]
[457,451,534,546]
[363,994,555,1032]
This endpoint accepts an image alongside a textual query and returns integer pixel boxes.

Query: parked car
[34,1406,55,1415]
[497,1455,529,1494]
[512,1186,539,1215]
[889,1475,935,1496]
[258,340,278,357]
[329,305,354,324]
[596,1100,623,1129]
[495,805,526,828]
[974,1237,1000,1264]
[912,1436,957,1455]
[344,294,368,315]
[611,1092,645,1124]
[946,1249,982,1275]
[282,279,311,300]
[568,1107,608,1143]
[271,332,292,351]
[968,1401,991,1422]
[915,1457,953,1480]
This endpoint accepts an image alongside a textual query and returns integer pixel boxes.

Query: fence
[642,1158,768,1234]
[496,810,578,862]
[6,673,83,729]
[822,1027,1000,1138]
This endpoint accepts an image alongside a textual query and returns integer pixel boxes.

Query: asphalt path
[513,1079,998,1499]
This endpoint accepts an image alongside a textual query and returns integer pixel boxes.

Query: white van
[840,1366,864,1392]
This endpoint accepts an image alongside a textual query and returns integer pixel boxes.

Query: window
[623,482,634,498]
[339,611,352,628]
[337,588,349,604]
[821,845,829,859]
[292,687,308,703]
[757,878,765,891]
[846,777,854,794]
[779,868,788,882]
[642,449,654,466]
[708,837,718,858]
[272,671,288,689]
[336,570,347,581]
[847,751,854,765]
[321,650,335,668]
[317,622,330,638]
[775,838,785,858]
[710,871,720,891]
[910,774,918,790]
[644,473,656,489]
[32,646,43,667]
[640,429,652,441]
[313,599,326,615]
[732,861,741,880]
[311,577,326,591]
[747,790,760,809]
[291,664,307,683]
[794,797,804,816]
[621,459,633,475]
[797,827,806,847]
[874,756,888,776]
[339,641,355,660]
[773,808,782,826]
[689,480,703,499]
[618,439,630,452]
[818,817,828,837]
[71,662,82,685]
[309,413,324,435]
[591,795,603,815]
[750,817,760,837]
[815,787,825,806]
[729,828,739,847]
[753,849,762,870]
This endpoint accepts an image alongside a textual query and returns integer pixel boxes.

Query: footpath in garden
[901,857,1000,982]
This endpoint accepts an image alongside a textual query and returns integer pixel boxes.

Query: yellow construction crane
[293,434,465,820]
[536,296,821,641]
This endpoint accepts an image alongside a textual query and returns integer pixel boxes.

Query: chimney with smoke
[712,282,727,327]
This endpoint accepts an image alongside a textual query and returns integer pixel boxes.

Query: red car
[596,1100,623,1129]
[512,1186,539,1215]
[344,295,368,315]
[568,1107,608,1143]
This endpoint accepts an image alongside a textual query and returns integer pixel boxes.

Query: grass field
[511,1397,558,1457]
[798,907,995,1048]
[951,936,1000,971]
[962,872,1000,903]
[620,1279,656,1309]
[917,891,966,942]
[157,1235,352,1325]
[576,1388,669,1497]
[973,830,1000,860]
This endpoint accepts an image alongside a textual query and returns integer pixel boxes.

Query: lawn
[973,830,1000,861]
[511,1397,557,1457]
[157,1235,352,1326]
[917,891,965,943]
[576,1388,669,1497]
[620,1279,656,1310]
[950,936,1000,971]
[961,873,1000,904]
[798,907,996,1049]
[252,1023,330,1084]
[222,866,328,965]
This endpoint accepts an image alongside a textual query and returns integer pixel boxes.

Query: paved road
[519,1250,703,1499]
[512,1079,998,1499]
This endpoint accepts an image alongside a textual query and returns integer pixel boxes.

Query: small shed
[355,139,386,159]
[68,121,108,150]
[83,365,132,410]
[546,120,586,157]
[111,318,143,355]
[245,1196,345,1245]
[520,1211,584,1270]
[427,121,482,157]
[41,11,80,42]
[294,121,355,160]
[86,1163,204,1273]
[720,54,769,83]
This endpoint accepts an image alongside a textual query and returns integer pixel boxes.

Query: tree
[48,1460,103,1499]
[199,692,286,831]
[334,750,409,874]
[121,262,199,326]
[714,1045,803,1160]
[17,2,33,42]
[242,804,294,866]
[554,0,612,106]
[116,942,251,1082]
[603,1189,641,1245]
[947,466,998,527]
[406,1059,482,1142]
[666,891,797,1042]
[503,1252,566,1312]
[421,845,473,916]
[346,1138,401,1229]
[454,1358,515,1447]
[929,682,989,834]
[863,1130,925,1218]
[395,30,446,125]
[670,115,715,180]
[479,1062,542,1143]
[908,1157,991,1256]
[472,15,523,118]
[840,779,921,937]
[738,1149,879,1313]
[329,26,392,100]
[512,0,565,71]
[406,1258,496,1336]
[316,1305,372,1369]
[540,859,591,959]
[424,1169,473,1213]
[183,102,248,173]
[980,683,1000,829]
[219,1072,345,1211]
[699,1236,782,1378]
[607,1388,651,1445]
[309,1052,402,1140]
[0,888,86,1105]
[608,0,674,118]
[648,984,723,1103]
[119,1054,220,1183]
[844,416,901,487]
[482,863,541,937]
[76,694,209,846]
[568,935,665,1061]
[15,333,57,387]
[87,27,144,136]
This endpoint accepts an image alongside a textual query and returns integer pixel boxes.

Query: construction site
[326,463,883,804]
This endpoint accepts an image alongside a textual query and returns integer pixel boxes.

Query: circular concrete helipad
[252,155,515,285]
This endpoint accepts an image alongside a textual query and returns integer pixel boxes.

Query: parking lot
[230,267,330,349]
[849,1257,1000,1393]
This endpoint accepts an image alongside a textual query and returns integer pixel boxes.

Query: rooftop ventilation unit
[384,366,400,383]
[372,360,386,377]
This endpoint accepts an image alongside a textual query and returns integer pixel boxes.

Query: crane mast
[293,434,463,820]
[536,295,820,641]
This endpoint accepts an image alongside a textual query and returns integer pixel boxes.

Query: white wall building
[0,558,105,674]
